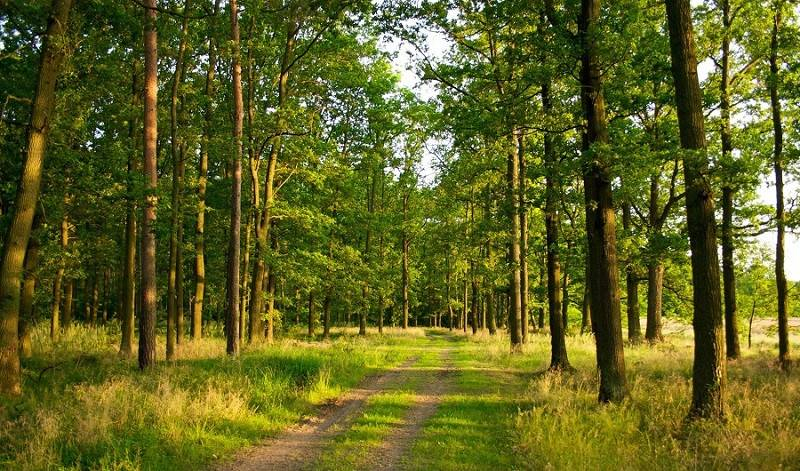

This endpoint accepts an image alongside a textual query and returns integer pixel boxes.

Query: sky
[380,25,800,281]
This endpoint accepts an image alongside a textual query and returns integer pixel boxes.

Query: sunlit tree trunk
[225,0,244,356]
[507,130,523,351]
[139,0,159,370]
[665,0,726,418]
[518,134,529,343]
[0,0,73,395]
[622,202,642,343]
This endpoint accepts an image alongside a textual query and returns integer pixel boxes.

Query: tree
[665,0,726,418]
[139,0,159,370]
[0,0,73,395]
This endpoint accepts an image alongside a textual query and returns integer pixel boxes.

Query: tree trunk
[323,291,331,339]
[193,0,221,341]
[622,203,642,343]
[518,133,529,343]
[665,0,726,418]
[19,225,40,358]
[543,89,570,368]
[225,0,243,356]
[769,4,789,370]
[139,0,159,370]
[166,0,190,361]
[51,212,68,339]
[63,280,73,330]
[507,130,523,350]
[120,60,139,356]
[0,0,73,395]
[402,195,410,330]
[308,290,315,337]
[580,0,627,403]
[718,0,740,360]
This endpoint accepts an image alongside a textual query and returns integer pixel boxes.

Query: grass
[1,321,799,470]
[0,323,414,470]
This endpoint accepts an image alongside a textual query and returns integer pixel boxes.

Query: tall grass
[0,323,411,470]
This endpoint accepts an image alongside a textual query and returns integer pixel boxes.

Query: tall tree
[139,0,159,370]
[0,0,74,395]
[226,0,244,356]
[578,0,628,403]
[665,0,726,418]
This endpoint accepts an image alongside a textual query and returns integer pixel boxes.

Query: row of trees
[0,0,798,422]
[391,0,798,418]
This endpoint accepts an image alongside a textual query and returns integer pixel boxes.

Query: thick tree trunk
[225,0,243,356]
[139,0,159,370]
[0,0,73,395]
[769,6,789,370]
[665,0,726,418]
[580,0,627,403]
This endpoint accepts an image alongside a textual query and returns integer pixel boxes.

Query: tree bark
[193,0,221,341]
[518,133,529,343]
[225,0,243,356]
[0,0,73,395]
[18,223,40,358]
[580,0,628,403]
[507,130,523,351]
[543,83,570,368]
[622,203,642,343]
[120,60,139,357]
[769,4,789,370]
[665,0,726,418]
[718,0,740,360]
[167,0,190,361]
[139,0,159,370]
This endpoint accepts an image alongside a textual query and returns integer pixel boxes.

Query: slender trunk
[91,272,99,325]
[623,203,642,343]
[470,277,479,334]
[0,0,73,395]
[225,0,243,356]
[139,0,159,370]
[120,61,139,356]
[51,212,68,339]
[19,226,40,358]
[580,0,627,402]
[665,0,726,418]
[507,129,523,350]
[543,86,570,367]
[718,0,740,360]
[518,134,529,343]
[323,291,331,339]
[769,4,789,369]
[645,177,664,342]
[193,0,221,340]
[307,290,315,337]
[63,280,73,330]
[167,0,190,361]
[402,195,410,329]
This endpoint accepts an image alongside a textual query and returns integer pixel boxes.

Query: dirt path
[218,355,421,471]
[367,348,455,471]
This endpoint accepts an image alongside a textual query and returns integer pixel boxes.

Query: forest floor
[1,320,799,470]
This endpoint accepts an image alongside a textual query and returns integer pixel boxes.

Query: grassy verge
[0,324,415,470]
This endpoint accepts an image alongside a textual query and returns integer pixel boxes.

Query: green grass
[2,323,799,470]
[0,324,415,470]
